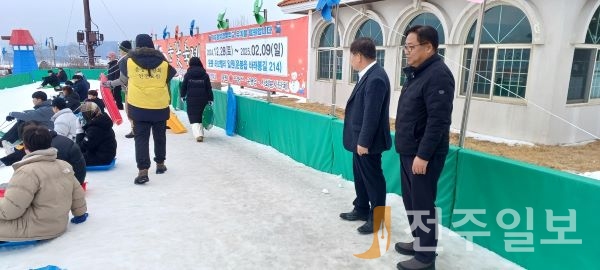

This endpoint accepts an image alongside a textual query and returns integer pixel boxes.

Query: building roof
[9,29,35,46]
[277,0,311,7]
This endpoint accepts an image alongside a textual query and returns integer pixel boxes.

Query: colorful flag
[190,20,195,36]
[316,0,340,22]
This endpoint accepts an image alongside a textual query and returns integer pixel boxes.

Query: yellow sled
[167,110,187,134]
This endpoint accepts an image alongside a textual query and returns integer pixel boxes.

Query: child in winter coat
[0,125,87,242]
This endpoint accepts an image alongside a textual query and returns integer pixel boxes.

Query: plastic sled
[226,86,237,136]
[86,158,116,171]
[99,74,123,125]
[166,110,187,134]
[0,240,39,248]
[32,266,64,270]
[202,103,214,130]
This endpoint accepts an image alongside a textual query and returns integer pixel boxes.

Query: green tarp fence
[451,149,600,270]
[0,73,33,89]
[0,68,107,90]
[4,76,594,269]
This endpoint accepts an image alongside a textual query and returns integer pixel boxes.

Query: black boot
[156,162,167,174]
[125,130,135,139]
[134,169,149,185]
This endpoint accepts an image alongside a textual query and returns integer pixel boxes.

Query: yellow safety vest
[127,59,170,109]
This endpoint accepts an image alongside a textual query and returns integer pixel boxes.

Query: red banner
[155,17,308,97]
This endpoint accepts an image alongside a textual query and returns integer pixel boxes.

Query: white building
[278,0,600,144]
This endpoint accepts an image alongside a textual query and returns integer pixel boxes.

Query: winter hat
[135,34,154,49]
[189,57,203,68]
[32,91,48,101]
[52,97,67,110]
[80,101,100,121]
[72,74,83,80]
[119,40,132,52]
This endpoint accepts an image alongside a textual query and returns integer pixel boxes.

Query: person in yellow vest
[116,34,176,184]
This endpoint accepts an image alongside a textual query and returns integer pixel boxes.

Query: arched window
[462,5,532,100]
[567,6,600,104]
[399,13,446,87]
[317,24,342,80]
[351,19,385,83]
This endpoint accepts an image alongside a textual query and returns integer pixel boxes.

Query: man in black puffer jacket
[0,121,87,184]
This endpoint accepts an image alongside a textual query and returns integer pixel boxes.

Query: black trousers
[1,121,21,144]
[112,86,124,110]
[400,153,446,263]
[352,153,387,218]
[134,120,167,170]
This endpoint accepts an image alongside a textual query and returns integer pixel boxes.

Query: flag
[163,26,169,39]
[316,0,340,22]
[253,0,265,25]
[467,0,484,3]
[190,20,196,36]
[217,9,229,30]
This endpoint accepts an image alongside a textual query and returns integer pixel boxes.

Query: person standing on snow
[103,40,135,138]
[116,34,176,185]
[180,57,213,142]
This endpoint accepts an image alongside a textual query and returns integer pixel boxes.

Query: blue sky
[0,0,301,46]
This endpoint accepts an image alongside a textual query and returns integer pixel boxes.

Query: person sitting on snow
[0,121,86,184]
[38,70,60,89]
[76,102,116,166]
[1,91,54,148]
[71,75,89,102]
[0,125,88,243]
[57,86,82,113]
[85,90,105,113]
[57,68,68,83]
[51,98,79,141]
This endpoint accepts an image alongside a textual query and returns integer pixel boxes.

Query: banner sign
[155,17,308,97]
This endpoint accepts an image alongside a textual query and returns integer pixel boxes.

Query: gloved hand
[71,213,88,224]
[6,115,15,121]
[101,81,111,88]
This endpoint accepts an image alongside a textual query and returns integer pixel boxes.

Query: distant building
[7,29,38,74]
[278,0,600,144]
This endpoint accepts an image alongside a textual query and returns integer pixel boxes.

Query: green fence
[0,68,107,90]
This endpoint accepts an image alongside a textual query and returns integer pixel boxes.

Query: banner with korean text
[155,17,309,98]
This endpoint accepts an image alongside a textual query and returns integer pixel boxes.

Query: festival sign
[155,17,308,97]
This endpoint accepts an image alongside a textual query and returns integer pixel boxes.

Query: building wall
[300,0,600,144]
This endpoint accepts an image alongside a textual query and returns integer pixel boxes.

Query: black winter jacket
[77,113,117,166]
[181,66,213,123]
[395,54,455,160]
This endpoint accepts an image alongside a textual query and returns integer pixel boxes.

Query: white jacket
[51,108,79,140]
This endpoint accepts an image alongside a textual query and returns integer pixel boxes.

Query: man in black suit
[340,37,391,234]
[394,25,455,270]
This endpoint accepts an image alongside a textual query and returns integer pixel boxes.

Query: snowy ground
[1,82,525,269]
